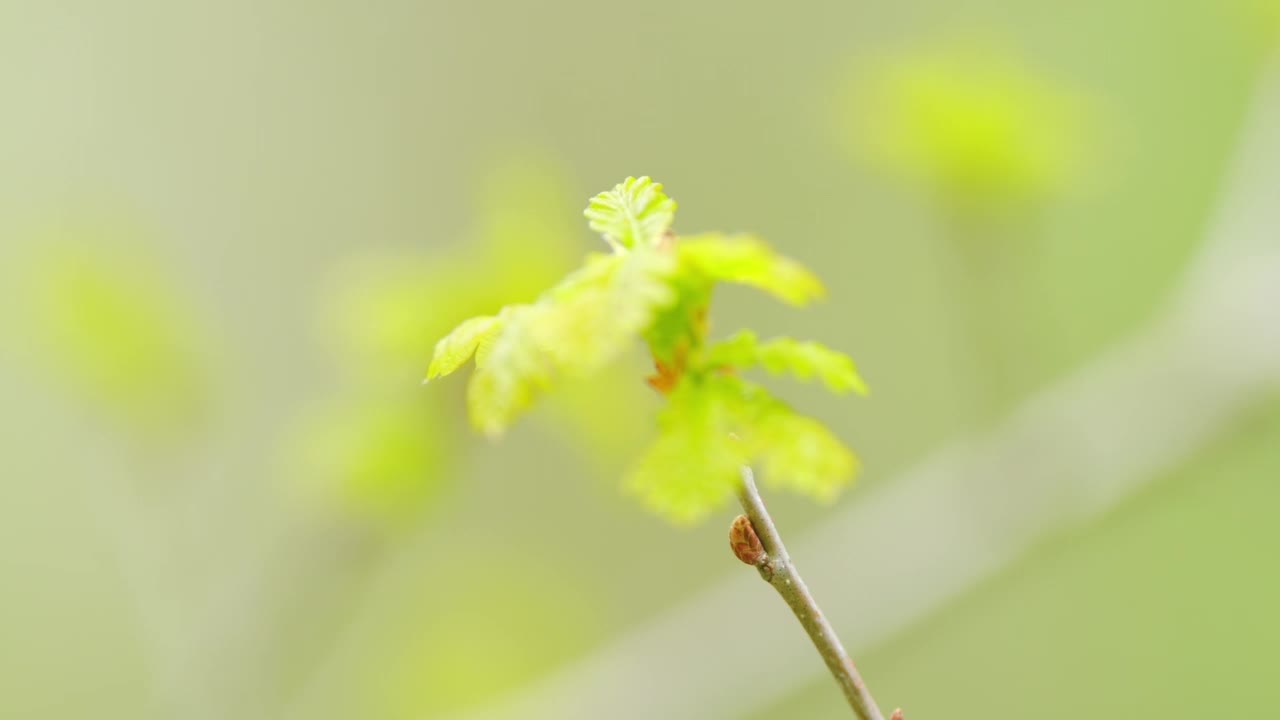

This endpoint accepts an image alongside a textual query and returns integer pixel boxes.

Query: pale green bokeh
[844,41,1092,215]
[371,557,603,718]
[1243,0,1280,47]
[12,218,215,442]
[287,392,451,526]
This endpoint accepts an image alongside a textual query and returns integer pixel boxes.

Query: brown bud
[891,709,904,720]
[729,514,766,565]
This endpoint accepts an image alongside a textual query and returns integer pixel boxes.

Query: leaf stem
[734,466,889,720]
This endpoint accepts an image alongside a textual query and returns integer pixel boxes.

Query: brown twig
[733,466,889,720]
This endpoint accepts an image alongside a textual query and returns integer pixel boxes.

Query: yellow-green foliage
[584,176,678,249]
[374,554,601,719]
[427,178,866,522]
[626,373,858,522]
[677,233,825,306]
[702,330,869,395]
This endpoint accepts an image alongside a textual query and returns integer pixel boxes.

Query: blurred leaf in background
[842,40,1091,218]
[288,392,450,527]
[11,216,215,443]
[834,41,1104,421]
[367,555,603,719]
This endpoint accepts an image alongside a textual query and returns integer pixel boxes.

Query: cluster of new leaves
[427,177,866,522]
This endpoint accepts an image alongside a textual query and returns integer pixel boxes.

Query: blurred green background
[2,1,1278,718]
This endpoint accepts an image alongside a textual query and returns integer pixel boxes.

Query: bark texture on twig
[734,466,888,720]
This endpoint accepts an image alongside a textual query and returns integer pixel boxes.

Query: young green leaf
[703,330,868,395]
[425,314,502,381]
[698,329,760,368]
[626,374,859,521]
[583,176,677,249]
[626,376,750,522]
[757,338,867,394]
[677,233,825,305]
[460,247,678,436]
[466,305,554,437]
[542,252,623,300]
[748,397,859,502]
[545,248,677,368]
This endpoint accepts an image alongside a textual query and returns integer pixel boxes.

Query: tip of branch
[891,709,904,720]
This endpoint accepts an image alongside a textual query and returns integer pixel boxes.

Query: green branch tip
[425,176,866,522]
[583,176,676,250]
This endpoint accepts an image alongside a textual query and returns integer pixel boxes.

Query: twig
[733,466,890,720]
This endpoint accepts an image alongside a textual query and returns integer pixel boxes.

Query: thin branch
[734,466,890,720]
